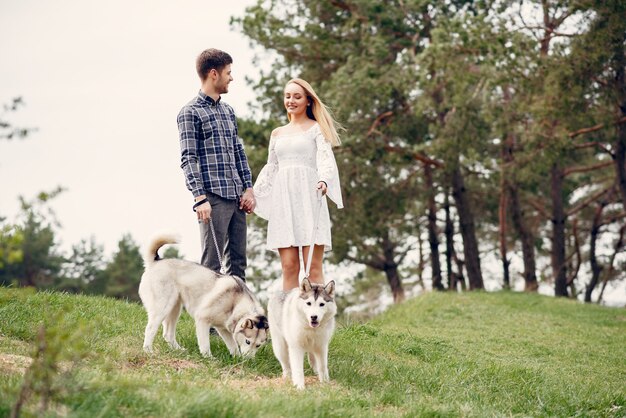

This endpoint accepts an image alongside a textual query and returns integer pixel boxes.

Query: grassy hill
[0,287,624,417]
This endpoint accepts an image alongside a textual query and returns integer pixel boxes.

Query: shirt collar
[198,90,221,106]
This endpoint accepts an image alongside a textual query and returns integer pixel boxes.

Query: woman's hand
[317,181,327,196]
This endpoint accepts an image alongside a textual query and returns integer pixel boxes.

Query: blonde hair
[285,78,342,147]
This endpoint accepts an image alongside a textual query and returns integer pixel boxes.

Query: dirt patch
[0,353,32,374]
[224,375,340,392]
[122,356,201,371]
[162,358,202,371]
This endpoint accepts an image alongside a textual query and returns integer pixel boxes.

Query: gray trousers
[199,193,247,280]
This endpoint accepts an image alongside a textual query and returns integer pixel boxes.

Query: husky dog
[138,235,268,357]
[267,278,337,389]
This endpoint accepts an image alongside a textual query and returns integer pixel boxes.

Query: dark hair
[196,49,233,81]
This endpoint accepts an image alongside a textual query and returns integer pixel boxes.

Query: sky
[0,0,261,261]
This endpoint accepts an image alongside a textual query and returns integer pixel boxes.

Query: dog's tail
[144,234,178,266]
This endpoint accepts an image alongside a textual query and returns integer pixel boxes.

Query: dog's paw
[318,368,330,382]
[292,376,305,390]
[143,345,154,354]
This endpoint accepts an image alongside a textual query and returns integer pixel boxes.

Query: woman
[254,78,343,291]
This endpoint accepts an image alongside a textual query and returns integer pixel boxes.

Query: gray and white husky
[138,235,268,357]
[267,278,337,389]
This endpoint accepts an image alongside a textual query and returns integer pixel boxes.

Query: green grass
[1,288,624,417]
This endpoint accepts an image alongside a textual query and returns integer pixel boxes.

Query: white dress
[254,123,343,251]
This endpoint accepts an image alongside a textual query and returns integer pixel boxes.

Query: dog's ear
[301,278,312,292]
[324,280,335,298]
[244,318,254,329]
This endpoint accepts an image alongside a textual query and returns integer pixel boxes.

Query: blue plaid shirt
[178,91,253,200]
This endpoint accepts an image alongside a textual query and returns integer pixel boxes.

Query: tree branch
[526,197,550,220]
[569,116,626,138]
[395,245,412,266]
[573,142,613,155]
[344,254,385,271]
[567,185,614,217]
[599,211,626,228]
[382,144,444,167]
[519,24,577,38]
[367,111,394,137]
[563,161,613,177]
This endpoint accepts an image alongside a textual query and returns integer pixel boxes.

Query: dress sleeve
[315,127,344,209]
[253,135,279,220]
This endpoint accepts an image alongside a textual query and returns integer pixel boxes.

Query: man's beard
[217,80,229,95]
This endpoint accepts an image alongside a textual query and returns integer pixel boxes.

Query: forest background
[1,0,625,312]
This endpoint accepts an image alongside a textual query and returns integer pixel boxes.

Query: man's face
[215,64,233,94]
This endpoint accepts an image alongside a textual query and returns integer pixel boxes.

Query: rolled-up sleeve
[178,107,205,197]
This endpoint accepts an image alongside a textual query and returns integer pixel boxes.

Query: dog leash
[209,218,226,274]
[304,189,324,279]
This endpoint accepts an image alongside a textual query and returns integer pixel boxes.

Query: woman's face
[284,83,309,118]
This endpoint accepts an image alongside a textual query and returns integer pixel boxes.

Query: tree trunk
[612,27,626,210]
[615,128,626,210]
[567,220,582,298]
[443,190,467,291]
[425,163,444,290]
[550,163,568,297]
[502,126,538,292]
[597,225,625,304]
[382,233,404,303]
[585,204,604,303]
[508,184,538,292]
[444,191,454,289]
[384,264,405,304]
[416,225,426,290]
[453,253,467,291]
[499,153,511,290]
[450,165,484,290]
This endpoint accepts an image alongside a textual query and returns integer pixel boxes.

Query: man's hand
[195,195,212,224]
[240,188,256,214]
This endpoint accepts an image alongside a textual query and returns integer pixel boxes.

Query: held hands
[240,188,256,214]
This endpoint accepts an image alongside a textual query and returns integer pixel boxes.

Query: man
[177,49,255,280]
